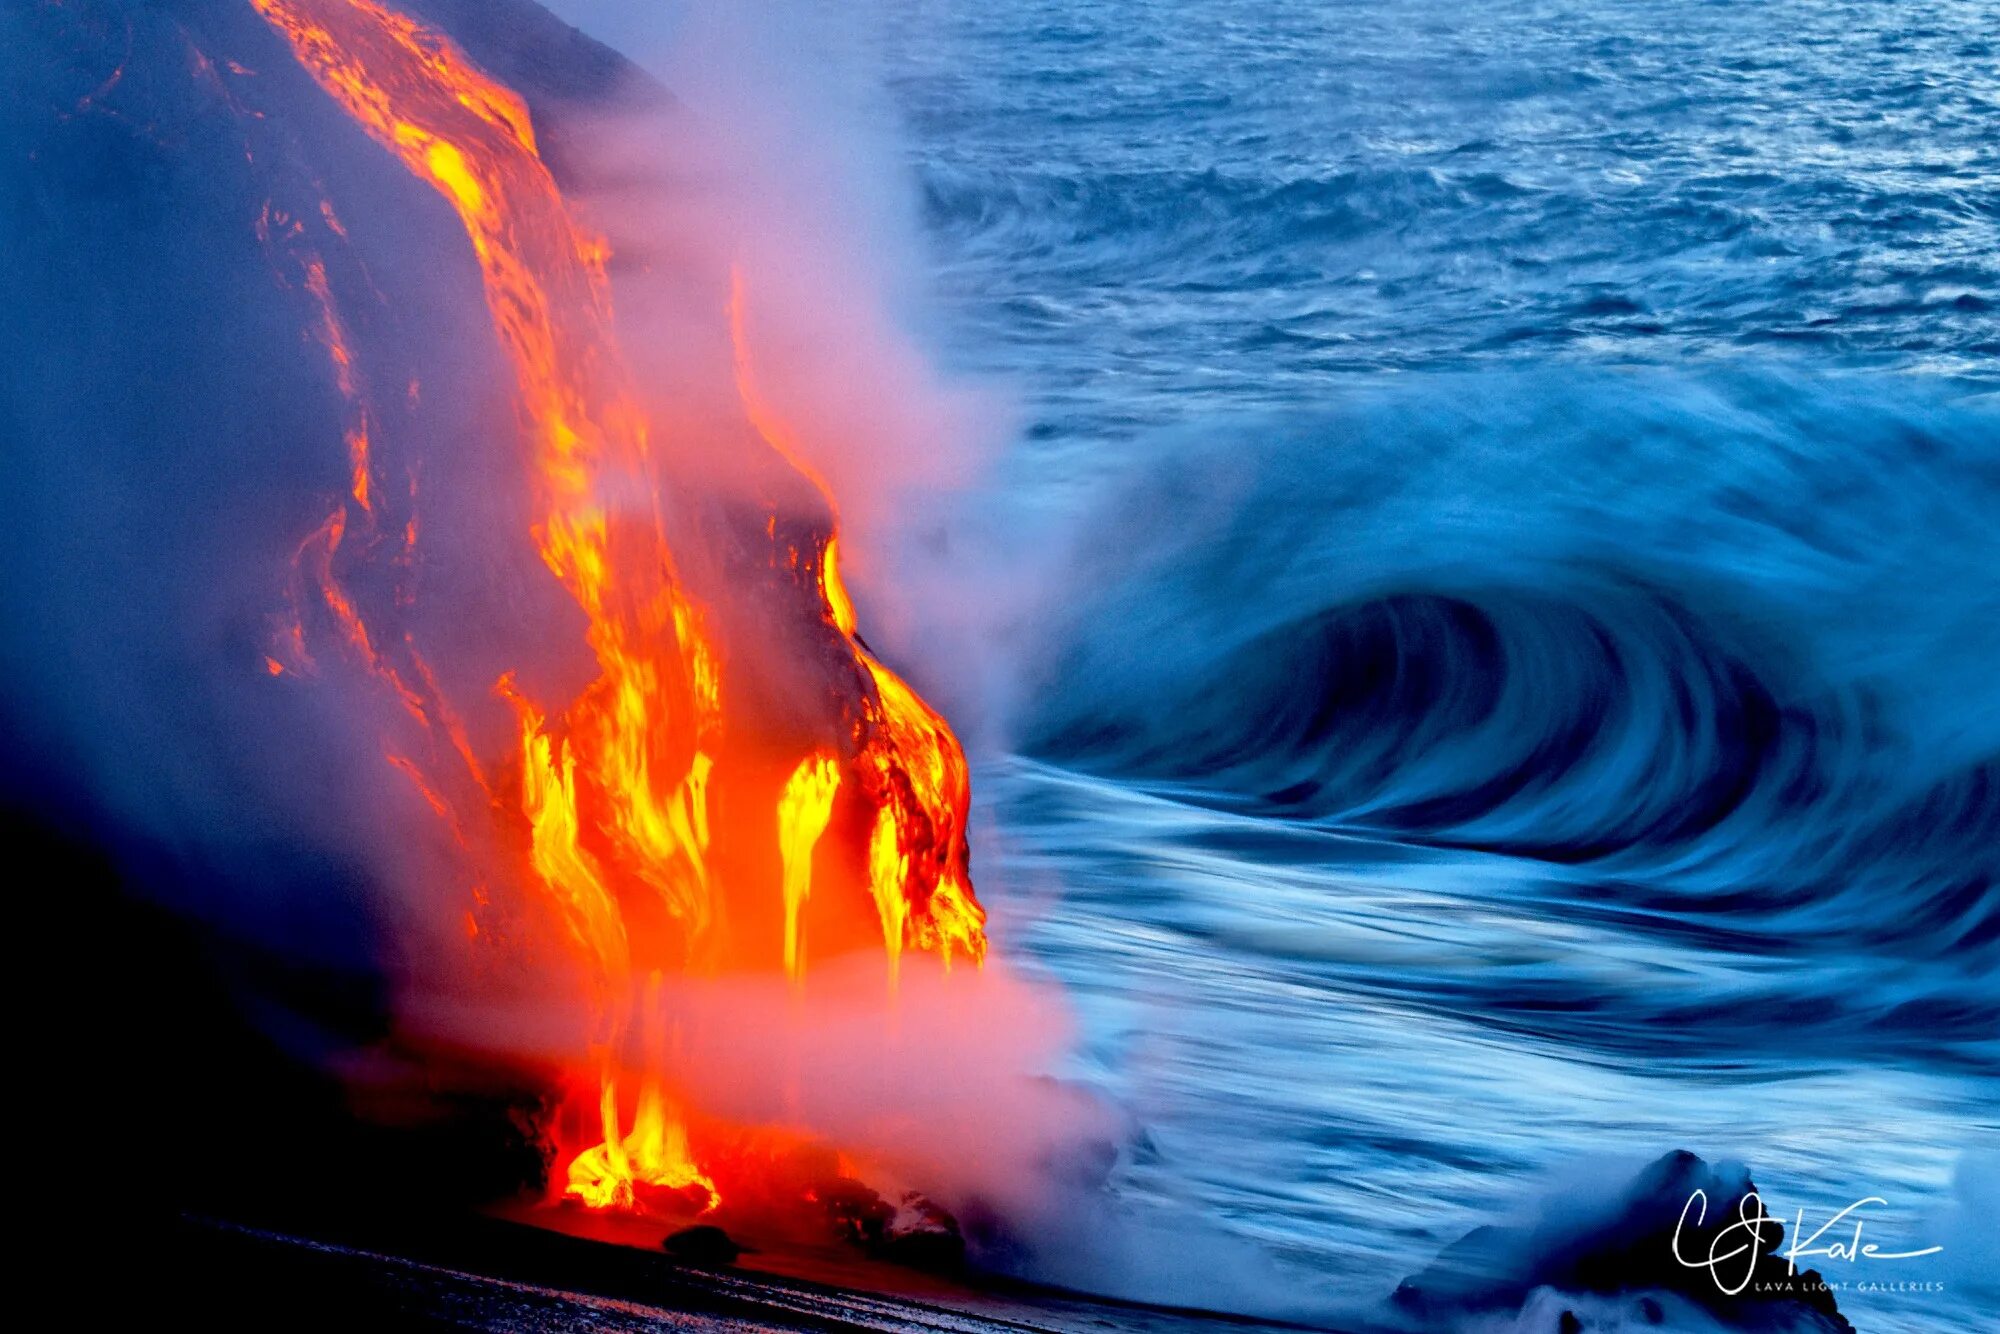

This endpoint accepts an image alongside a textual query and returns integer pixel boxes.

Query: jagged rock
[814,1175,898,1246]
[662,1224,743,1266]
[810,1176,967,1274]
[877,1192,967,1274]
[1390,1150,1852,1332]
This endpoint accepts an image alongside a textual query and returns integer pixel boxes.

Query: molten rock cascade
[247,0,986,1219]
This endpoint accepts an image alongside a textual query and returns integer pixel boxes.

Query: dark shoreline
[148,1212,1337,1334]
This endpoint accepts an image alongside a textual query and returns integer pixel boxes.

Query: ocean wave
[1017,371,2000,958]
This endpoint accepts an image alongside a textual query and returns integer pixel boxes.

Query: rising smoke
[0,0,1091,1270]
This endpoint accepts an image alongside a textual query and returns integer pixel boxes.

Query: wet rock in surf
[1390,1150,1852,1332]
[877,1192,967,1273]
[811,1176,967,1274]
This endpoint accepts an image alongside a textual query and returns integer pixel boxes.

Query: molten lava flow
[251,0,987,1220]
[565,975,720,1213]
[727,269,988,980]
[777,753,842,983]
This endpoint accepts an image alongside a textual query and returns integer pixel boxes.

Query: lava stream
[250,0,986,1220]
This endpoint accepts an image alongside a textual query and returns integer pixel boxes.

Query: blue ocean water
[873,1,1998,1329]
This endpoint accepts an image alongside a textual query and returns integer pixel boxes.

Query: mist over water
[3,0,1993,1328]
[978,376,1997,1323]
[0,0,1055,1257]
[850,0,1997,1327]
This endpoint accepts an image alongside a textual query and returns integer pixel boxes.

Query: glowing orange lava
[250,0,986,1218]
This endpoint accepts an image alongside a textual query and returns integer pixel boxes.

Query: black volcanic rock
[662,1224,744,1267]
[876,1192,967,1274]
[1390,1150,1852,1332]
[811,1176,968,1275]
[398,0,641,105]
[394,0,679,187]
[0,0,670,1235]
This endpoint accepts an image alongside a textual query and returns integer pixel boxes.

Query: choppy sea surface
[870,2,1997,1330]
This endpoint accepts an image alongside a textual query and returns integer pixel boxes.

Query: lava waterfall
[4,0,1054,1252]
